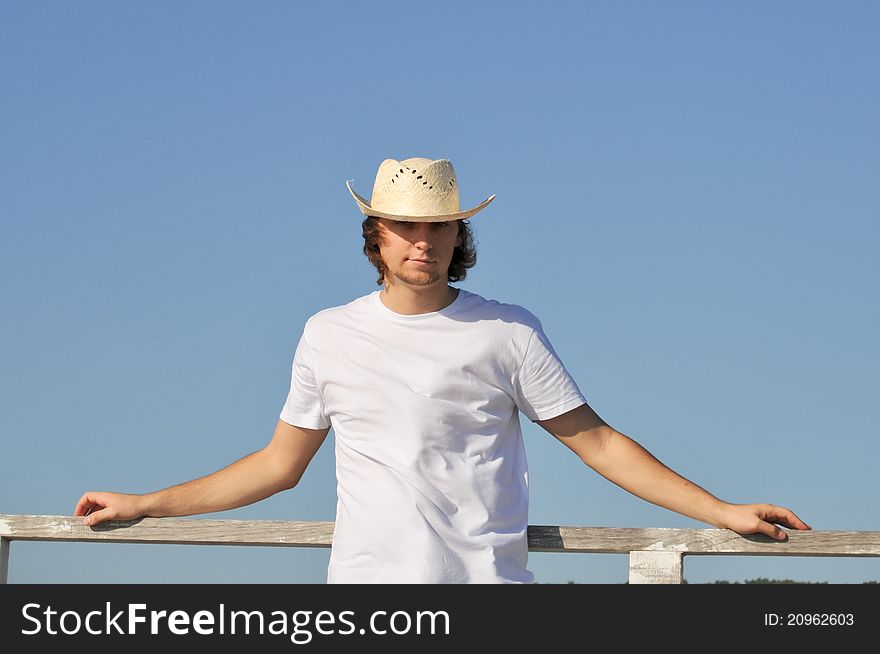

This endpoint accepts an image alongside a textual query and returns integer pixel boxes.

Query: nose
[410,223,433,249]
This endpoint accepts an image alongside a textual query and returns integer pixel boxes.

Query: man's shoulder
[457,289,543,332]
[304,290,376,328]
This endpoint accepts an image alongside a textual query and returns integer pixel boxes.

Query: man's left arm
[535,403,811,540]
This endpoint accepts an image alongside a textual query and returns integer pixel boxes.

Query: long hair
[361,216,477,286]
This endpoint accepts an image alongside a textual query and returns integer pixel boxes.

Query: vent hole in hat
[391,179,395,183]
[416,175,422,179]
[399,168,403,173]
[429,186,433,189]
[423,182,427,185]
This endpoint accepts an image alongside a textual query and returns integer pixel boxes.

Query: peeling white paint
[645,541,688,552]
[0,518,13,536]
[49,520,74,533]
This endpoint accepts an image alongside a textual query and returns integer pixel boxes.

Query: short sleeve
[512,322,586,422]
[279,330,331,430]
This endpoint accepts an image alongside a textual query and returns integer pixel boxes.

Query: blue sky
[2,1,878,584]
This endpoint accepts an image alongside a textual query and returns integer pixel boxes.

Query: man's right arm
[74,420,330,526]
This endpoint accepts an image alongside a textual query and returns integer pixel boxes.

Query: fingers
[760,505,812,532]
[83,507,114,527]
[726,503,811,541]
[779,511,811,531]
[760,522,789,541]
[75,492,113,526]
[749,504,812,541]
[75,491,144,526]
[74,492,103,518]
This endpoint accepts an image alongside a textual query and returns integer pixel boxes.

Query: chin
[391,270,443,286]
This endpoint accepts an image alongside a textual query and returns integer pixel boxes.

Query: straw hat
[346,157,496,222]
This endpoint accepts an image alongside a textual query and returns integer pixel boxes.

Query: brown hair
[361,216,477,286]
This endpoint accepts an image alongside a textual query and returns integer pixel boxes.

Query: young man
[75,156,810,583]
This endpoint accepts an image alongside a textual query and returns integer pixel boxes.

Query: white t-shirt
[279,287,586,583]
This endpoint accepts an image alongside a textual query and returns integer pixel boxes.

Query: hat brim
[346,180,495,222]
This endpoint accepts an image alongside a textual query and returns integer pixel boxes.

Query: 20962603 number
[787,613,854,626]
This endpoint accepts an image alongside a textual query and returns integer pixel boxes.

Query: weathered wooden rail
[2,514,879,583]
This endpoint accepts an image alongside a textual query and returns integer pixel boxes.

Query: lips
[409,259,435,263]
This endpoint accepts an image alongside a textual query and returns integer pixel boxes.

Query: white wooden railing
[2,514,879,583]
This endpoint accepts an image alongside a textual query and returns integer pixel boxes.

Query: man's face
[376,218,463,288]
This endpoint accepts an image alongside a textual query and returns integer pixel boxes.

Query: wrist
[709,500,734,530]
[137,492,163,518]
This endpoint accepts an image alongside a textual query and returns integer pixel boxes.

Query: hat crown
[369,158,461,217]
[345,155,495,222]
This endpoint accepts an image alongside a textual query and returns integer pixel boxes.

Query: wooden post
[628,550,684,584]
[0,538,9,584]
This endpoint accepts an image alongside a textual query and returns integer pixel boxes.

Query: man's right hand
[74,491,147,526]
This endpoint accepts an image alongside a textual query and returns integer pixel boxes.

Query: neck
[379,279,458,315]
